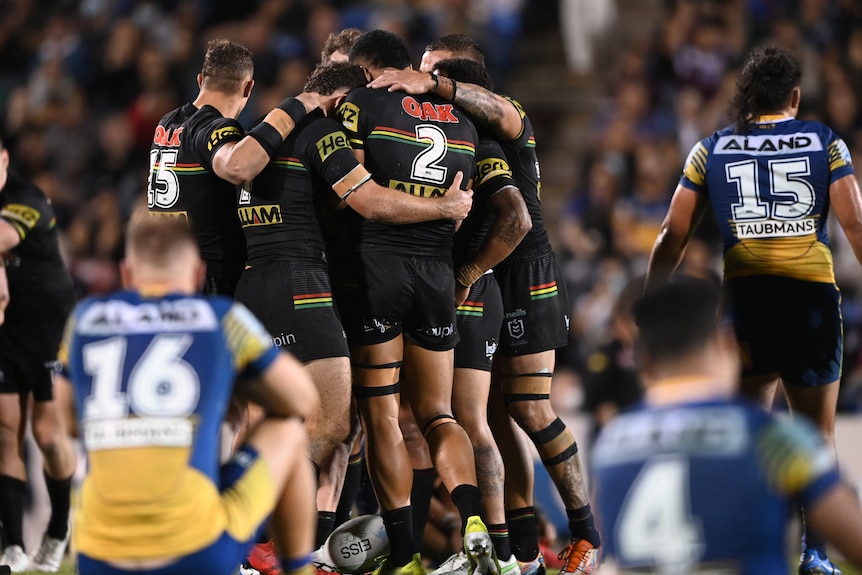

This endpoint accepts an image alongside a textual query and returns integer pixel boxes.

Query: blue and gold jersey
[592,397,841,575]
[58,291,279,559]
[681,116,854,283]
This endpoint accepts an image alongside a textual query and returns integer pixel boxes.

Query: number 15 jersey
[340,87,478,257]
[681,116,854,283]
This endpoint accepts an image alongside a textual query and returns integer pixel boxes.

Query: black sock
[487,523,512,560]
[410,468,436,548]
[335,453,363,527]
[316,511,337,548]
[43,471,72,540]
[0,475,26,547]
[450,484,483,536]
[506,507,538,562]
[382,506,415,567]
[566,505,600,547]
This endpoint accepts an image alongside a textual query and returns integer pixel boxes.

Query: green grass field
[26,559,862,575]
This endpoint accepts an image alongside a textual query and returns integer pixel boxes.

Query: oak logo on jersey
[238,205,282,227]
[207,126,242,151]
[316,132,351,163]
[340,102,360,133]
[402,97,459,123]
[152,126,184,147]
[475,157,512,186]
[714,133,823,156]
[389,179,445,198]
[0,204,40,231]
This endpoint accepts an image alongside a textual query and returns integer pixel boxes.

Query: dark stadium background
[2,1,862,572]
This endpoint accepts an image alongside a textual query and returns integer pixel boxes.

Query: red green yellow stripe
[368,126,475,155]
[294,292,333,309]
[530,281,558,300]
[526,136,537,148]
[153,162,208,174]
[456,300,484,316]
[272,157,308,171]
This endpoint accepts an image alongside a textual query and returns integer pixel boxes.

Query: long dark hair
[728,47,801,134]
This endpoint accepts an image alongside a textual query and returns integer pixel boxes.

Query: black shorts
[494,247,570,356]
[0,317,65,401]
[455,273,503,371]
[727,275,842,386]
[235,260,349,363]
[344,252,459,351]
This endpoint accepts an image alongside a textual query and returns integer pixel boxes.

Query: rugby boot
[557,540,598,575]
[799,548,842,575]
[463,516,500,575]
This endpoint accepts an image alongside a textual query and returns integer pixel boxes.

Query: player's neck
[644,374,734,406]
[193,89,242,119]
[129,279,197,298]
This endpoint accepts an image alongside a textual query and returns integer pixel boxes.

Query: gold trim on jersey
[723,236,834,283]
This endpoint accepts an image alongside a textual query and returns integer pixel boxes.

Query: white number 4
[83,334,201,420]
[616,456,705,573]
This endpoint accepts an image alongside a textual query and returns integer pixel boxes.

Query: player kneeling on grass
[54,213,320,575]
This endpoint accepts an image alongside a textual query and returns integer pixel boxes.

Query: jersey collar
[754,114,794,124]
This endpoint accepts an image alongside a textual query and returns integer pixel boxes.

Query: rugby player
[56,213,320,575]
[397,57,531,575]
[645,47,862,575]
[321,29,362,64]
[340,30,491,575]
[0,136,77,572]
[370,34,600,575]
[147,39,324,296]
[232,61,471,567]
[592,276,862,573]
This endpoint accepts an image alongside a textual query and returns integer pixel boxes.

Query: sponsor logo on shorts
[390,179,445,198]
[294,292,334,309]
[421,323,455,338]
[364,318,394,334]
[734,218,816,239]
[272,332,297,347]
[316,131,351,163]
[530,281,558,300]
[505,308,526,319]
[456,301,484,317]
[485,340,498,359]
[507,318,525,339]
[238,204,282,227]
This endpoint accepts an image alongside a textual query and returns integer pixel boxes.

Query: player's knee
[421,413,458,440]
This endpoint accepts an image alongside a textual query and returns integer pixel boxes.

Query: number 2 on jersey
[726,157,815,221]
[615,456,704,571]
[411,124,449,185]
[83,334,201,420]
[148,149,181,209]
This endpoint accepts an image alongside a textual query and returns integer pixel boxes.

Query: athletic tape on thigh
[503,373,552,404]
[422,413,457,438]
[530,418,577,466]
[352,383,400,399]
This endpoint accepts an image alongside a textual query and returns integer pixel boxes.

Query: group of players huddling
[4,22,862,575]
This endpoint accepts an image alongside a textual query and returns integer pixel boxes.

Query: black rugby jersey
[147,103,245,281]
[0,171,75,320]
[240,111,361,265]
[341,87,478,257]
[499,98,548,257]
[453,133,517,268]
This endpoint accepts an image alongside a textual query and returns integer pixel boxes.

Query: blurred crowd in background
[2,0,862,425]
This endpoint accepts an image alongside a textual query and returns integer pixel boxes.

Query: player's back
[341,86,478,256]
[685,117,854,283]
[592,398,839,575]
[61,290,274,558]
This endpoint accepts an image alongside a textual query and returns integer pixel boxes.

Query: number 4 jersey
[592,398,842,575]
[57,291,279,559]
[681,116,854,283]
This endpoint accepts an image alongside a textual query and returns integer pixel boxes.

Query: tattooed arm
[368,69,524,141]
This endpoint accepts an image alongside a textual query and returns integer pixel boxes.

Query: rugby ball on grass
[325,514,390,573]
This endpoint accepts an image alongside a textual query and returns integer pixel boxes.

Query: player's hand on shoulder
[368,69,435,94]
[441,171,473,221]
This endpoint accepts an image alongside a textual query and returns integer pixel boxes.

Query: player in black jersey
[340,30,492,575]
[371,35,600,575]
[233,62,472,556]
[147,39,323,296]
[0,137,77,572]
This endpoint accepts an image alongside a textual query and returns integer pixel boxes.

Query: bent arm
[645,185,709,291]
[464,186,530,276]
[830,173,862,265]
[240,353,320,420]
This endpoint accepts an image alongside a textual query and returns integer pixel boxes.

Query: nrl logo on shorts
[507,319,525,339]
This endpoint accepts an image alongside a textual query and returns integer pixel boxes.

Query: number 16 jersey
[340,87,478,257]
[681,116,854,283]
